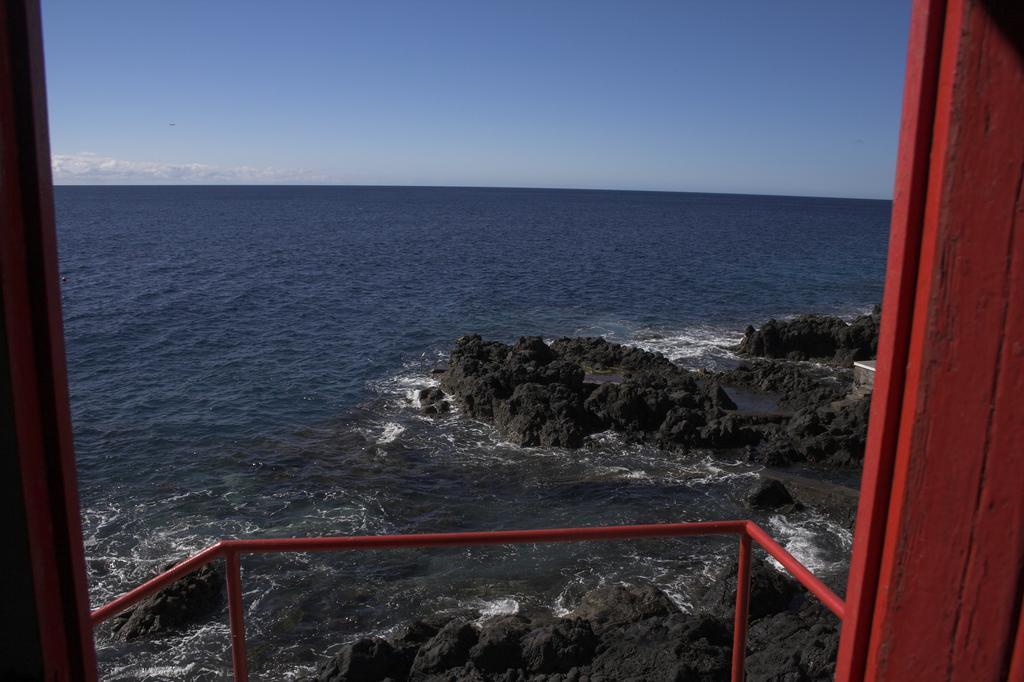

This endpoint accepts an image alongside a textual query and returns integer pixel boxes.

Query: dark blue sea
[56,186,889,679]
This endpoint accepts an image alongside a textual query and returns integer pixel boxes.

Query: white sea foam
[377,422,406,444]
[472,597,521,622]
[766,513,852,575]
[625,326,743,370]
[97,619,229,678]
[585,430,625,446]
[104,663,198,680]
[369,351,446,407]
[676,455,760,486]
[551,573,605,617]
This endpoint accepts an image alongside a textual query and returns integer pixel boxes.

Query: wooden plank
[865,0,1024,679]
[0,1,97,678]
[835,0,949,678]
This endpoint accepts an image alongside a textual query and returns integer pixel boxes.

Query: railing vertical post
[224,550,248,682]
[731,533,752,682]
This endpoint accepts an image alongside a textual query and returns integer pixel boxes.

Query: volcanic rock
[755,398,870,468]
[571,582,680,627]
[738,309,880,365]
[550,336,679,373]
[307,573,843,682]
[745,602,840,681]
[701,557,804,622]
[442,335,733,450]
[747,479,800,511]
[109,562,223,640]
[493,382,596,448]
[418,387,450,415]
[587,612,731,681]
[409,620,479,676]
[717,359,851,412]
[308,582,731,682]
[468,615,532,673]
[312,638,406,681]
[519,618,599,674]
[441,333,871,471]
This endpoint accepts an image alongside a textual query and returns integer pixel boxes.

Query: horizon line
[51,182,893,202]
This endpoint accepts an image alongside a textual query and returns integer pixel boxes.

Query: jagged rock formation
[754,397,870,469]
[738,309,880,365]
[441,334,870,468]
[307,559,839,682]
[418,387,451,416]
[716,359,851,412]
[109,563,223,640]
[746,479,802,512]
[715,359,870,468]
[441,335,737,450]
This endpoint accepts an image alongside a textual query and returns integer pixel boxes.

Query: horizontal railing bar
[745,522,846,619]
[218,520,749,554]
[90,520,845,628]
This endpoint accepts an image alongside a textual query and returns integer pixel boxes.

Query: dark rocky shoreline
[436,310,876,471]
[325,311,871,681]
[109,563,223,641]
[738,309,880,365]
[307,555,840,682]
[108,312,875,679]
[106,480,845,682]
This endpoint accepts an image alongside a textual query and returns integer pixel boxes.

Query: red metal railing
[91,520,845,682]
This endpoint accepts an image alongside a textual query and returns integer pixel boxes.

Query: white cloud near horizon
[51,152,328,184]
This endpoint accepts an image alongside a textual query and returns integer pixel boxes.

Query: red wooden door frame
[834,0,949,678]
[4,0,1021,679]
[0,1,97,679]
[863,0,1024,678]
[837,0,1024,679]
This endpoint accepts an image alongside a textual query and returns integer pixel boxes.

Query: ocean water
[56,186,888,679]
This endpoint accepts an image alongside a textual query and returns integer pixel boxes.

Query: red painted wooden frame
[863,0,1024,679]
[0,1,96,679]
[838,0,1024,679]
[834,0,948,678]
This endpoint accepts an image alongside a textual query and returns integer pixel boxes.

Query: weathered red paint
[225,550,249,682]
[834,0,949,679]
[863,0,1024,678]
[0,1,96,679]
[732,534,752,680]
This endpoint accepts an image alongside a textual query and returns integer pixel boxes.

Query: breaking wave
[377,421,407,444]
[625,326,743,370]
[767,513,854,576]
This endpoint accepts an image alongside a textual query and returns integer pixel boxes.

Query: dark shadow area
[0,300,44,679]
[983,0,1024,64]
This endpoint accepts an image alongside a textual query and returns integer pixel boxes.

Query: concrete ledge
[853,360,877,393]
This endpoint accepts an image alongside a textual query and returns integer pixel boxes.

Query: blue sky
[42,1,910,198]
